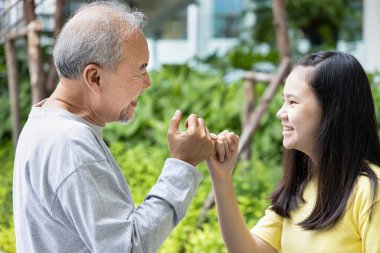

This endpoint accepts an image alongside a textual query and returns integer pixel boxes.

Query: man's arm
[51,110,215,253]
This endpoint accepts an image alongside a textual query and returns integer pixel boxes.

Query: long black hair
[270,51,380,230]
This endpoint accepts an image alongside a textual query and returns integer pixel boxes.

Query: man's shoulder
[58,118,100,145]
[14,111,110,209]
[20,110,108,165]
[53,118,107,162]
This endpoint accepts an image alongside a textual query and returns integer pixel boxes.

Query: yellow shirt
[251,167,380,253]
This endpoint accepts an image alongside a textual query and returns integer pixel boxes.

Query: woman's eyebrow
[282,93,301,99]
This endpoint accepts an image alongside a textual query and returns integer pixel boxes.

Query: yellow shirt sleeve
[249,166,380,253]
[360,199,380,253]
[250,208,283,251]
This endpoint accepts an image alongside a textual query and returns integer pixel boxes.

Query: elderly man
[13,1,234,252]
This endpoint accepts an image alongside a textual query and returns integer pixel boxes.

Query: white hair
[53,1,147,79]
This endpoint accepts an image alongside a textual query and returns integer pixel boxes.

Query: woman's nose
[276,105,286,119]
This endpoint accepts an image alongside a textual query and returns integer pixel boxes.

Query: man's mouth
[283,126,294,131]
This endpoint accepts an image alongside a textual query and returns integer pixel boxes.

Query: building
[1,0,379,72]
[145,0,243,68]
[0,0,244,69]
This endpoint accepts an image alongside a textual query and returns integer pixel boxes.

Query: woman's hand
[206,130,239,180]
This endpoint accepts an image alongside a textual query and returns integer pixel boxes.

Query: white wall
[363,0,380,72]
[147,1,239,69]
[147,39,194,66]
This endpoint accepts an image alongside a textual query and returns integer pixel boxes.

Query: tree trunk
[27,20,46,104]
[273,0,291,60]
[4,40,21,148]
[240,77,255,162]
[23,0,36,22]
[196,0,292,226]
[46,0,65,95]
[197,58,291,226]
[24,0,46,104]
[238,58,290,152]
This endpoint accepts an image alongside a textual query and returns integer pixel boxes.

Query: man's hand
[167,110,215,167]
[206,131,239,180]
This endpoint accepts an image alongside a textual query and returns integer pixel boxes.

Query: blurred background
[2,0,380,71]
[0,0,379,252]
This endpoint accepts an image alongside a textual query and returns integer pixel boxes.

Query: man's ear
[83,64,102,95]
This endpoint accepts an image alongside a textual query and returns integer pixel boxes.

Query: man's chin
[119,113,134,125]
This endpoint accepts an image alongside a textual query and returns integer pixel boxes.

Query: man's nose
[144,73,151,89]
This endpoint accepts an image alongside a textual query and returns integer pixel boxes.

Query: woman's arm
[207,132,277,253]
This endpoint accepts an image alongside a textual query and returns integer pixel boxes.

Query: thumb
[168,110,182,136]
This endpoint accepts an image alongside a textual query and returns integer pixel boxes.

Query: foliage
[286,0,362,46]
[1,60,379,252]
[227,45,279,70]
[0,44,32,142]
[368,73,380,130]
[0,62,282,252]
[241,0,362,56]
[103,64,243,147]
[0,140,16,252]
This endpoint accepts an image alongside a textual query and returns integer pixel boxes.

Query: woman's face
[277,66,322,159]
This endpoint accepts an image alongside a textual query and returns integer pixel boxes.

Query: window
[160,8,187,39]
[213,0,243,38]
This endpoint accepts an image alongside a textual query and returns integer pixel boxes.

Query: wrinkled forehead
[120,31,149,65]
[123,30,148,51]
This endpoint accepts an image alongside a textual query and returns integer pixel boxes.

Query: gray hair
[54,1,147,79]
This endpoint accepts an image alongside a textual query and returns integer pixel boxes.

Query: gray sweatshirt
[13,105,202,253]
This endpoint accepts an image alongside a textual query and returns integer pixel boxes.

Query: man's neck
[42,80,105,126]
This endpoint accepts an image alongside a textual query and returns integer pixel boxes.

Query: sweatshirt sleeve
[50,158,202,253]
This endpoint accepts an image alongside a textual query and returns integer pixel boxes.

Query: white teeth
[283,126,293,131]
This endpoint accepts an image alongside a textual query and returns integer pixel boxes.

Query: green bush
[1,61,380,252]
[0,140,16,252]
[103,64,243,147]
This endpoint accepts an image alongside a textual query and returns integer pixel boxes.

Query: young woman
[208,51,380,253]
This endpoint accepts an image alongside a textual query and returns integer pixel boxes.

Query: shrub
[1,62,379,252]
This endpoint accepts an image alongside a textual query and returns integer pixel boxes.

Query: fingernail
[175,110,181,116]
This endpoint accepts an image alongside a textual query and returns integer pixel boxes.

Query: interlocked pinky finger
[227,133,237,151]
[223,135,232,159]
[217,138,226,162]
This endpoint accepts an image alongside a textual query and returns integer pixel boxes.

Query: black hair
[270,51,380,230]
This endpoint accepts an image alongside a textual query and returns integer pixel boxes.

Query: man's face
[98,31,151,124]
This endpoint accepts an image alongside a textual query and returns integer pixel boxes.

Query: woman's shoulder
[354,164,380,208]
[359,163,380,186]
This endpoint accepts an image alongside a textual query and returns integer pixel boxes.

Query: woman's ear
[83,64,102,95]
